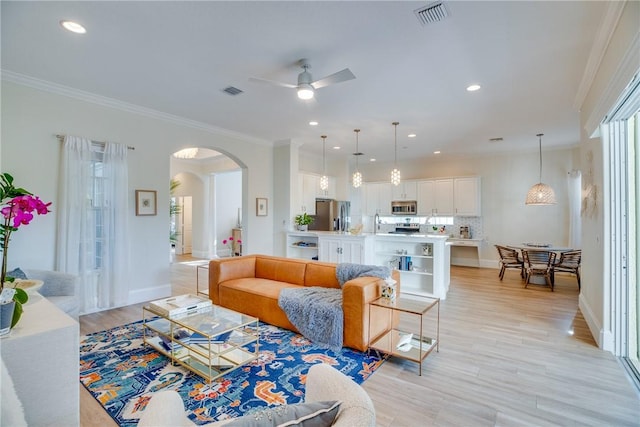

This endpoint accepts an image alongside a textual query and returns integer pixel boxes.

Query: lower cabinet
[318,235,374,264]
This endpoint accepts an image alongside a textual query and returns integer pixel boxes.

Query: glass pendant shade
[525,133,556,205]
[352,171,362,188]
[320,175,329,191]
[391,168,401,186]
[391,122,401,186]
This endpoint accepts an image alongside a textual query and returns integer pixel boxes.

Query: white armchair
[138,363,375,427]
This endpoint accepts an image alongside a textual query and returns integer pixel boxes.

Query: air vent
[489,137,504,142]
[222,86,243,96]
[414,2,449,25]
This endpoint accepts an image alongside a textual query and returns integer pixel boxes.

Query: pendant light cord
[321,135,327,174]
[393,122,399,166]
[537,133,543,182]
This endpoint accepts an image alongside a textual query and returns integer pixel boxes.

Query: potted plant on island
[0,173,51,335]
[294,213,314,231]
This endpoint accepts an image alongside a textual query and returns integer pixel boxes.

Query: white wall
[1,80,274,307]
[576,0,639,351]
[215,170,242,257]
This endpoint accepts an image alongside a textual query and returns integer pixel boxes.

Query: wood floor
[79,257,640,427]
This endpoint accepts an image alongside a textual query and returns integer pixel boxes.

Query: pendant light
[391,122,401,186]
[319,135,329,191]
[525,133,556,205]
[352,129,363,188]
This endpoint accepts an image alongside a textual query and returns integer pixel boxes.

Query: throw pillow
[224,400,340,427]
[6,268,27,280]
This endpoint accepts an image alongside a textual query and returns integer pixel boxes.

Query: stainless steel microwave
[391,200,417,215]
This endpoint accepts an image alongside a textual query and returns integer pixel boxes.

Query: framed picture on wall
[136,190,157,216]
[256,198,268,216]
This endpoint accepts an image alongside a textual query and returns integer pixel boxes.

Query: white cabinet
[373,235,450,299]
[299,173,336,215]
[454,177,481,216]
[417,179,454,216]
[391,181,417,201]
[364,182,392,216]
[286,232,319,260]
[417,180,434,215]
[318,234,373,264]
[417,178,481,217]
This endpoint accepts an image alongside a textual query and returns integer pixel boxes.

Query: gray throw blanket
[336,263,391,287]
[278,287,343,351]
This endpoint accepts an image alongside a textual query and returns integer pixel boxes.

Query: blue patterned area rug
[80,320,386,426]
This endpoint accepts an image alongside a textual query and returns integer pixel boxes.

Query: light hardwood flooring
[80,257,640,426]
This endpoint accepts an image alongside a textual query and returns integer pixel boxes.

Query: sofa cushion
[255,257,306,286]
[304,263,340,289]
[220,278,299,300]
[224,400,340,427]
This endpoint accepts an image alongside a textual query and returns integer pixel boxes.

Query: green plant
[0,173,52,327]
[295,213,314,226]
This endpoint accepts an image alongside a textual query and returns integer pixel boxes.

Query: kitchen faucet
[374,213,380,234]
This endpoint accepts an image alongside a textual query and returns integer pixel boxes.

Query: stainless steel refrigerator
[310,199,351,232]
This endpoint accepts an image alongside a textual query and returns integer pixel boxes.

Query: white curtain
[567,169,582,249]
[56,136,129,313]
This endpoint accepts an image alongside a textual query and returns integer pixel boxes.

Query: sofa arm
[342,270,400,352]
[208,256,257,304]
[23,269,79,297]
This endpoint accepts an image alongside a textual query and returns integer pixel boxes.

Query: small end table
[368,296,440,375]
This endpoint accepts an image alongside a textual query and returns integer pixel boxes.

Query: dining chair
[522,249,557,291]
[494,245,524,280]
[552,249,582,290]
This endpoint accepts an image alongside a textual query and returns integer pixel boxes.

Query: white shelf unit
[374,235,450,299]
[286,232,319,260]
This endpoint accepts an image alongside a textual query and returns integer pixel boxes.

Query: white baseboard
[579,293,614,353]
[128,284,172,306]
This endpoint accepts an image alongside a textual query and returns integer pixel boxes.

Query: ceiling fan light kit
[391,122,401,186]
[250,59,355,101]
[525,133,556,205]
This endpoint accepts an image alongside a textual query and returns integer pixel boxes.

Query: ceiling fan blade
[248,77,297,89]
[311,68,355,89]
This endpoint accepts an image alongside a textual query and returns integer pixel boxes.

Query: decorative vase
[0,300,16,337]
[297,224,308,231]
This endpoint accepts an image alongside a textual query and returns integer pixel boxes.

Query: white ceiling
[1,1,608,163]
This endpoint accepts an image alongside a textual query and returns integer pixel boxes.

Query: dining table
[506,243,577,286]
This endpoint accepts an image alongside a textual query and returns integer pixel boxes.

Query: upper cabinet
[417,177,480,217]
[453,177,481,216]
[364,182,392,216]
[299,173,336,215]
[391,181,417,201]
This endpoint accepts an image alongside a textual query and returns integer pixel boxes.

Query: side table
[196,263,209,296]
[368,296,439,375]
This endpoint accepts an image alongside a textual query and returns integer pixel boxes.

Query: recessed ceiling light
[408,134,416,138]
[332,146,341,150]
[60,20,86,34]
[434,151,441,154]
[309,121,318,126]
[466,84,481,92]
[370,158,377,162]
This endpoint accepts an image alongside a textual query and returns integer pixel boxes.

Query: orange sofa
[208,254,399,352]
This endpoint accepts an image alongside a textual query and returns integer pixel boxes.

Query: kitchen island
[285,231,450,299]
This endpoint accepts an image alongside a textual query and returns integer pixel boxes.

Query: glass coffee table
[143,304,259,383]
[368,296,440,376]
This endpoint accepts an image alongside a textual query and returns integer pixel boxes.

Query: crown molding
[573,1,627,110]
[1,70,272,147]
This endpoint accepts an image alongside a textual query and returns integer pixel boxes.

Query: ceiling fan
[249,59,356,100]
